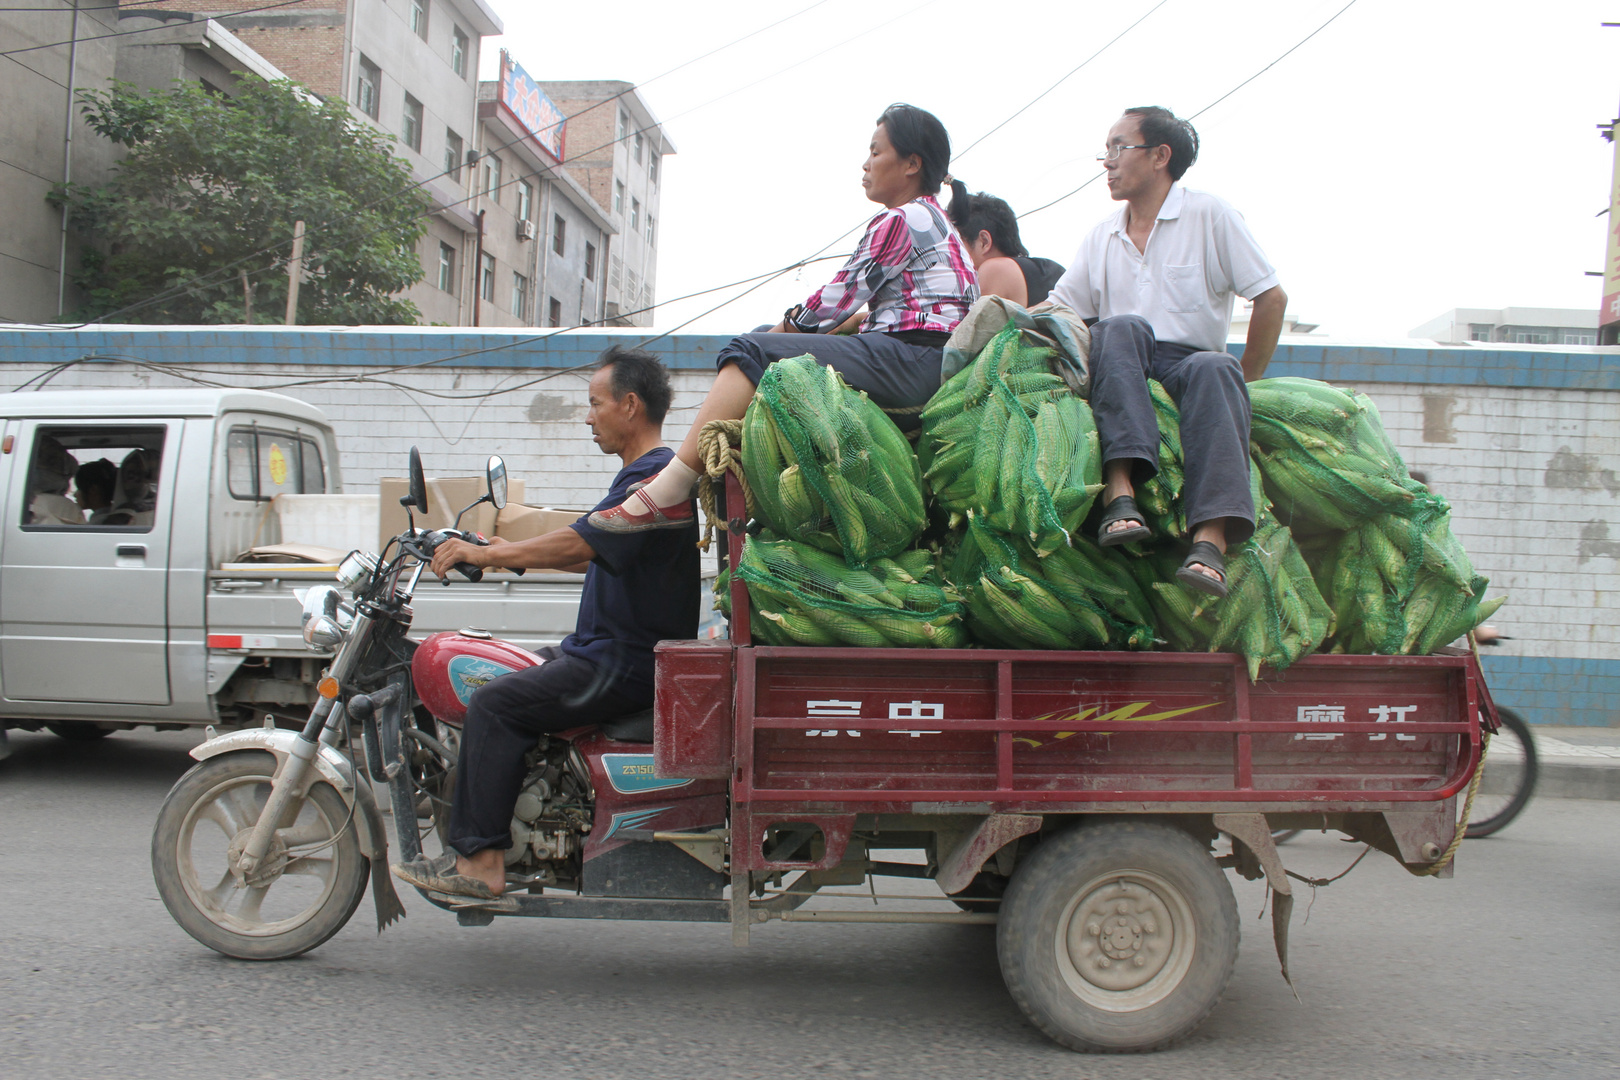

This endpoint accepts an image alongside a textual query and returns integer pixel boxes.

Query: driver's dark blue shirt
[562,447,699,699]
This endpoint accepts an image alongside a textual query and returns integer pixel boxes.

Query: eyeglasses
[1096,144,1156,162]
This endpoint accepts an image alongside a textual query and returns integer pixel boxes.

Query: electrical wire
[951,0,1172,164]
[1018,0,1362,220]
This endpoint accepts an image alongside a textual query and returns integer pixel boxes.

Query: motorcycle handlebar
[418,528,526,584]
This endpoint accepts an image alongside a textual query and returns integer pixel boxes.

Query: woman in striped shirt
[590,103,977,534]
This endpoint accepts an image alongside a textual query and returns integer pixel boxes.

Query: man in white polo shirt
[1047,105,1287,599]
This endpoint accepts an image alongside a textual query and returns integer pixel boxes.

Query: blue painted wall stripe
[1478,654,1620,728]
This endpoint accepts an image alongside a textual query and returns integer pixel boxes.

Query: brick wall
[229,25,344,98]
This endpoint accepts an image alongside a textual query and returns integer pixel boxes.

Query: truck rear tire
[46,721,113,741]
[997,819,1239,1053]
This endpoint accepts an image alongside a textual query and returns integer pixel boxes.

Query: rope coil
[695,419,750,553]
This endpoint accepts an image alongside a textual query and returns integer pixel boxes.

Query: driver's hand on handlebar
[429,536,486,580]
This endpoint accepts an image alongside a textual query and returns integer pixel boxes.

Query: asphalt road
[2,727,1616,1080]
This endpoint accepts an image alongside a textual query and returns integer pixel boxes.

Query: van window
[21,426,167,531]
[226,426,326,501]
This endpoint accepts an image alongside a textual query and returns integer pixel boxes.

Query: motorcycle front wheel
[151,750,369,960]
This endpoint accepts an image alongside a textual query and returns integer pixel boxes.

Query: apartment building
[540,80,673,327]
[471,53,615,329]
[1410,307,1601,346]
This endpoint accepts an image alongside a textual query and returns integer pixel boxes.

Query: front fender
[191,727,407,932]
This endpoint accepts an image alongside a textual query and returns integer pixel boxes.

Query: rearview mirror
[487,456,508,511]
[407,446,428,514]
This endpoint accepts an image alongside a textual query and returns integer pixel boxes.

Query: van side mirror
[487,456,508,510]
[406,446,428,514]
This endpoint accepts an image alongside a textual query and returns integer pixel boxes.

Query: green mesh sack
[1125,464,1333,680]
[1249,377,1439,533]
[1320,510,1505,655]
[1130,380,1187,540]
[947,516,1155,650]
[917,324,1102,557]
[736,535,969,648]
[740,356,926,569]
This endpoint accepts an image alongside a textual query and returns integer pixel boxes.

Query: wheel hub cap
[1067,879,1174,991]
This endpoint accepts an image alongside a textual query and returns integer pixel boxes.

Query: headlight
[336,551,379,590]
[303,615,344,649]
[301,585,346,650]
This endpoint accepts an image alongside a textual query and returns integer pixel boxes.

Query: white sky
[481,0,1618,340]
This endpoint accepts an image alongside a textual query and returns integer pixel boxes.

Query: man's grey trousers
[1088,314,1256,544]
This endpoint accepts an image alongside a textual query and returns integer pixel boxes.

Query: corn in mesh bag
[741,356,926,569]
[1305,510,1505,656]
[1249,376,1437,532]
[918,324,1102,557]
[1128,464,1334,681]
[735,535,969,648]
[1130,380,1187,540]
[945,515,1156,650]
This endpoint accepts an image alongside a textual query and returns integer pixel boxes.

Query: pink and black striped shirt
[792,195,978,335]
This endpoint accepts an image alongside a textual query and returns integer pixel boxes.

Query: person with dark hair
[395,346,699,900]
[586,103,977,534]
[73,458,119,524]
[1047,106,1287,599]
[946,183,1066,307]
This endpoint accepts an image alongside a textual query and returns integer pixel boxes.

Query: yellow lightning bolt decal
[1013,700,1222,748]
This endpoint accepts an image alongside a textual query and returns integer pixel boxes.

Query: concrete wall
[0,0,122,323]
[0,327,1613,724]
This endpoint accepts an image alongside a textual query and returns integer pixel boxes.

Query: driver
[392,346,699,900]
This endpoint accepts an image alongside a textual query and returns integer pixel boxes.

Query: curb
[1535,759,1620,802]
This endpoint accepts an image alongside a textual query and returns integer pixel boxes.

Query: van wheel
[997,819,1238,1053]
[47,721,113,741]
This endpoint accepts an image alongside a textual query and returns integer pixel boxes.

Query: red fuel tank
[412,631,540,726]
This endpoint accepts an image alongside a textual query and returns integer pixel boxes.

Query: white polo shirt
[1049,184,1279,353]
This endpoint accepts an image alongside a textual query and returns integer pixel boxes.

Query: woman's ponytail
[947,178,971,227]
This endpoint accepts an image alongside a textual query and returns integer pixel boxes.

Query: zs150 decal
[446,654,517,706]
[601,754,694,795]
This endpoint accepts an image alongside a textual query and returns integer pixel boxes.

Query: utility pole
[1600,22,1620,346]
[284,220,305,325]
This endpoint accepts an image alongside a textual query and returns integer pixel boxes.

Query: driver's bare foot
[457,851,507,895]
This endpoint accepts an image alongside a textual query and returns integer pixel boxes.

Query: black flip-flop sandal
[1176,540,1229,599]
[1097,494,1152,547]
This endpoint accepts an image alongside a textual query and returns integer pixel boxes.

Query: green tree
[55,75,432,324]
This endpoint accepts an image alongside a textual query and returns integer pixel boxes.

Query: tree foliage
[55,75,433,324]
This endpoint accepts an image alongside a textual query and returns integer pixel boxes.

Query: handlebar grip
[454,562,483,583]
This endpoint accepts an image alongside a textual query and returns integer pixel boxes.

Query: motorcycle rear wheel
[151,750,369,960]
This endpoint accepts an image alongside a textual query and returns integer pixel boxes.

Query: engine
[503,740,593,887]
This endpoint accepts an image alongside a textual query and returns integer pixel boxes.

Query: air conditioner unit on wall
[516,219,535,241]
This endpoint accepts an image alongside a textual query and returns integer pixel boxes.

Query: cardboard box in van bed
[376,476,525,551]
[494,503,589,544]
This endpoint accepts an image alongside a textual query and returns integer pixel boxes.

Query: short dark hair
[877,103,951,194]
[946,183,1028,258]
[598,345,673,424]
[75,458,116,498]
[1123,106,1199,181]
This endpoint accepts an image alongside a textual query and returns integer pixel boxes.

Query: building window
[649,151,659,184]
[511,272,529,320]
[451,27,468,76]
[551,213,566,255]
[633,132,643,163]
[356,55,380,119]
[547,296,562,327]
[584,241,597,282]
[409,0,428,40]
[1467,323,1493,342]
[480,253,496,302]
[1562,330,1597,345]
[646,214,655,246]
[483,155,502,201]
[402,93,423,152]
[613,180,624,215]
[516,179,533,221]
[616,110,626,143]
[437,242,456,292]
[1512,331,1550,344]
[630,198,640,231]
[443,129,463,181]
